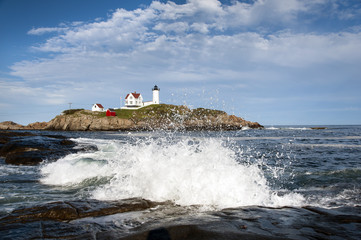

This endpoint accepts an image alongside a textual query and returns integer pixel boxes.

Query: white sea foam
[293,143,361,148]
[40,136,304,208]
[266,127,311,130]
[266,127,279,130]
[0,164,36,177]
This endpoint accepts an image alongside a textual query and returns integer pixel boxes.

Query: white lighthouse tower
[152,85,160,104]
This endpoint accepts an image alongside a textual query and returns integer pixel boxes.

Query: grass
[61,104,226,122]
[189,108,226,118]
[114,109,136,119]
[62,109,84,115]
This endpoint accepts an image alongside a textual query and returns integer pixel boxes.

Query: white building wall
[153,90,159,104]
[125,93,143,107]
[92,104,104,112]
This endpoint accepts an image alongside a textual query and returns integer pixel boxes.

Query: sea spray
[40,134,304,208]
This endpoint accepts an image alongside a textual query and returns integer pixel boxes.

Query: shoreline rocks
[1,199,360,240]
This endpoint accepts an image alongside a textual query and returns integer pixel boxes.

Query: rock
[0,131,35,146]
[0,131,96,165]
[45,113,134,131]
[25,121,48,129]
[0,198,161,239]
[2,201,360,240]
[0,198,157,224]
[0,121,24,130]
[118,224,282,240]
[3,147,45,165]
[0,121,48,130]
[60,139,75,146]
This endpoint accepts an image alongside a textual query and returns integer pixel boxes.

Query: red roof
[125,92,141,99]
[95,103,104,108]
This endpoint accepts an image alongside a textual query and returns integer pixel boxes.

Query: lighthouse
[152,85,160,104]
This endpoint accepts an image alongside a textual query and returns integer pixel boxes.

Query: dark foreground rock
[0,198,158,224]
[0,131,97,165]
[0,198,162,240]
[1,199,360,240]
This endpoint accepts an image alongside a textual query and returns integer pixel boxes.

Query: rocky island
[1,104,263,131]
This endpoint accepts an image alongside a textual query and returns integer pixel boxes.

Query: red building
[106,109,116,117]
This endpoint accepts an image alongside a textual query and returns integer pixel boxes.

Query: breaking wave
[40,135,304,209]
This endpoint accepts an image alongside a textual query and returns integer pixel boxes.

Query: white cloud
[191,22,209,33]
[153,22,189,33]
[261,31,361,67]
[0,80,66,106]
[26,0,325,54]
[28,27,68,35]
[17,1,315,54]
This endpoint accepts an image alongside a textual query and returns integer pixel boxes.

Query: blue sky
[1,0,361,125]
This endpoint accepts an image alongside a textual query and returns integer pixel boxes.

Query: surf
[40,134,304,209]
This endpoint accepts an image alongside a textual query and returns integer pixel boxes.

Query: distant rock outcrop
[0,121,48,130]
[0,104,263,131]
[0,121,24,130]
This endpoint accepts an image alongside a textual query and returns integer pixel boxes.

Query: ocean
[1,126,361,239]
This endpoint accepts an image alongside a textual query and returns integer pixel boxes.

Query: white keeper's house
[122,85,160,109]
[92,103,104,112]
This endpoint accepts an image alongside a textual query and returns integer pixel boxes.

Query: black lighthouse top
[152,85,160,91]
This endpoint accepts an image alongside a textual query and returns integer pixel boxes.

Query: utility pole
[68,103,72,109]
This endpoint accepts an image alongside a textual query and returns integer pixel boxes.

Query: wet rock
[1,201,361,240]
[119,224,287,240]
[0,131,34,147]
[0,198,162,239]
[0,131,96,165]
[60,139,76,146]
[0,198,158,224]
[1,201,78,223]
[4,149,45,165]
[68,198,158,219]
[0,139,71,165]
